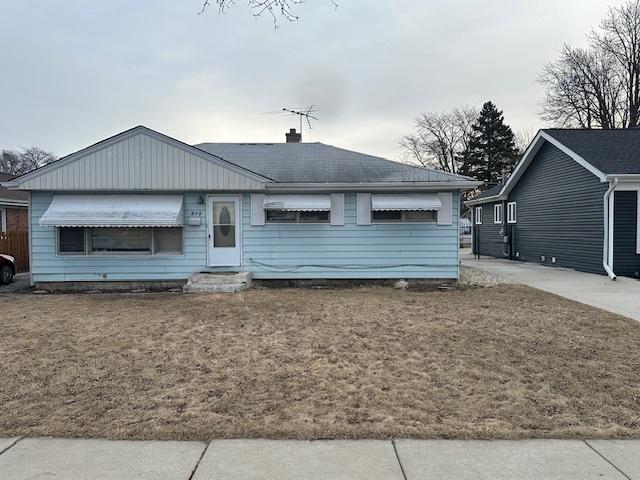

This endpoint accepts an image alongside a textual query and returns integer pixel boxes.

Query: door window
[212,201,236,248]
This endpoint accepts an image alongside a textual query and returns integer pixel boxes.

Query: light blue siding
[30,191,460,282]
[30,192,207,282]
[241,193,459,279]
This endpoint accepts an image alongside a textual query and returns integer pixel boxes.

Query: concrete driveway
[462,252,640,321]
[0,273,30,293]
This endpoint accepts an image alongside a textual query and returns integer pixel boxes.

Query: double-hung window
[475,207,483,225]
[493,204,503,224]
[507,202,517,224]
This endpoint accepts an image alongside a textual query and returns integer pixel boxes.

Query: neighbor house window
[0,209,5,233]
[475,207,482,225]
[371,210,437,223]
[265,210,330,224]
[57,227,183,255]
[494,204,503,224]
[507,202,517,224]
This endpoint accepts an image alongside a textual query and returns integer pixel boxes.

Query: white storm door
[207,195,241,267]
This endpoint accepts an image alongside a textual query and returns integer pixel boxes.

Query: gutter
[264,181,482,192]
[603,179,618,280]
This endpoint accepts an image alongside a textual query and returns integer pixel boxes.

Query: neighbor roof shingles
[0,173,28,202]
[195,142,474,184]
[544,129,640,175]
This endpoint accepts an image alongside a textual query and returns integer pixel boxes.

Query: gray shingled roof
[544,129,640,175]
[0,173,28,202]
[195,142,475,184]
[470,183,502,201]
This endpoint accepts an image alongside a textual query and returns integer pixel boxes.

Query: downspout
[603,179,618,280]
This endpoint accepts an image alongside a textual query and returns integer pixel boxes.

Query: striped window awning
[263,195,331,211]
[39,195,184,227]
[371,194,442,211]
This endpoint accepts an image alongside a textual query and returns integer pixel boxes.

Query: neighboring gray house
[2,126,480,285]
[467,129,640,279]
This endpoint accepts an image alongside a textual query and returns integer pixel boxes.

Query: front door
[207,195,241,267]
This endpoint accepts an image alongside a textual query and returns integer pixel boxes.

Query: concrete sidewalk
[462,252,640,322]
[0,437,639,479]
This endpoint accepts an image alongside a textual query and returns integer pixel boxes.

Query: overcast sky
[0,0,622,161]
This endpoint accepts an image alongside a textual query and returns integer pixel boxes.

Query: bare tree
[593,0,640,127]
[539,0,640,128]
[199,0,337,27]
[514,127,537,154]
[400,106,478,174]
[540,45,625,128]
[0,147,57,176]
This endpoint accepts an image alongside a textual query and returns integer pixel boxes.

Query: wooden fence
[0,231,29,272]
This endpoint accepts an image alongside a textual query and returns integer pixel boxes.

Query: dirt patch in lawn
[1,285,639,440]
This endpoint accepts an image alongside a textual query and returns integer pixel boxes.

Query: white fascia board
[539,131,607,181]
[0,198,28,207]
[487,130,608,203]
[264,181,482,192]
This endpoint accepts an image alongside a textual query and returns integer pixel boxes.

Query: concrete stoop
[183,272,253,293]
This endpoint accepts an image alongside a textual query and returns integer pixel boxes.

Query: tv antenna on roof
[262,106,319,141]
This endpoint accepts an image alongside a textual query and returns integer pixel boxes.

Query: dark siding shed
[509,142,607,274]
[613,191,640,278]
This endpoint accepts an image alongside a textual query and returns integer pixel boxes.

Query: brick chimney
[286,128,301,143]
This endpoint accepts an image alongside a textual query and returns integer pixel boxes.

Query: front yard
[1,285,639,440]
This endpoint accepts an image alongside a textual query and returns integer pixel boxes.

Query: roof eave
[265,181,482,192]
[607,174,640,180]
[465,194,508,207]
[0,198,28,207]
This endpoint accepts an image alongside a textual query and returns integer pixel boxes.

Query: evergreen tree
[460,101,518,189]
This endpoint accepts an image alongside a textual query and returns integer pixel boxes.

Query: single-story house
[466,128,640,280]
[0,173,28,233]
[2,126,479,285]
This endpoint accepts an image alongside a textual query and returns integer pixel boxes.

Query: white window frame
[493,204,503,224]
[0,208,6,233]
[475,207,482,225]
[370,210,438,224]
[264,210,331,224]
[56,227,184,257]
[507,202,517,224]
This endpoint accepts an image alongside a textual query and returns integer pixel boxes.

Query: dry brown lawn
[1,285,639,440]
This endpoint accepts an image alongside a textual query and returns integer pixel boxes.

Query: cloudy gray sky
[0,0,622,161]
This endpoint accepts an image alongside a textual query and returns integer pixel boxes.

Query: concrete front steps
[183,271,253,293]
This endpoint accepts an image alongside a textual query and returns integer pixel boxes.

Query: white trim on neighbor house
[507,202,517,224]
[465,130,608,207]
[0,198,28,208]
[475,206,482,225]
[493,204,502,224]
[605,179,640,256]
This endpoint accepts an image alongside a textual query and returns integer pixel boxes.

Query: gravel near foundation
[458,265,518,287]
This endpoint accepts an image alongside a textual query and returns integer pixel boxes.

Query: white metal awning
[263,195,331,211]
[371,193,442,211]
[39,195,185,227]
